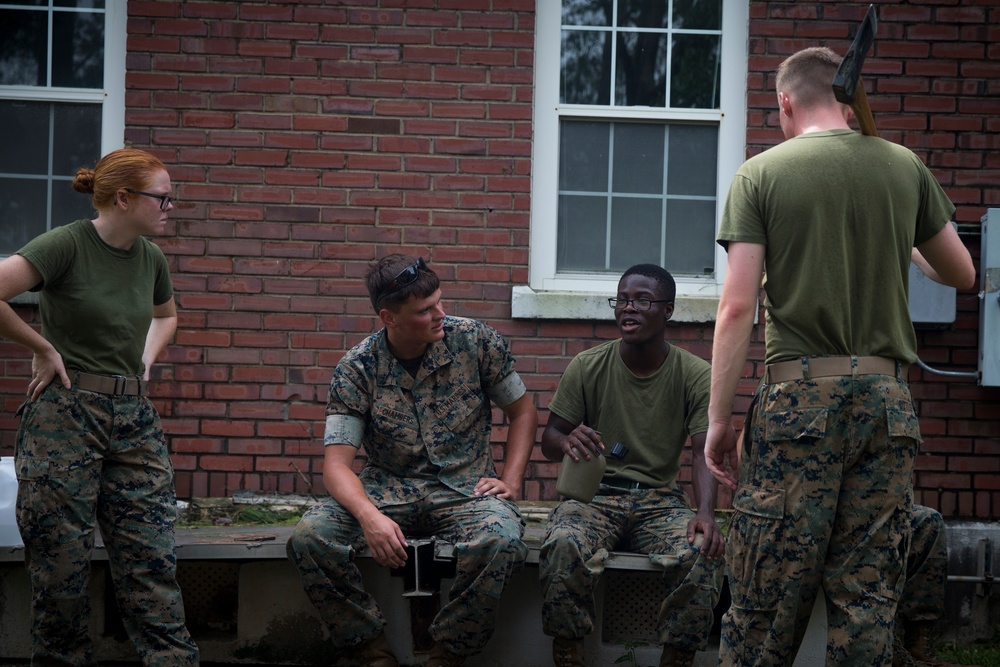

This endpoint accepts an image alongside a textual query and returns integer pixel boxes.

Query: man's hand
[475,477,517,499]
[559,424,604,461]
[705,421,739,490]
[687,509,725,560]
[359,511,408,568]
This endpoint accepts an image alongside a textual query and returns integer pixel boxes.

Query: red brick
[2,0,992,510]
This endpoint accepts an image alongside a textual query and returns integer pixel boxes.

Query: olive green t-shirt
[547,339,711,489]
[718,130,954,364]
[18,219,173,376]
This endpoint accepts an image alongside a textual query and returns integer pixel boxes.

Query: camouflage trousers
[539,487,721,651]
[899,504,948,624]
[15,382,198,667]
[720,372,919,667]
[286,484,527,656]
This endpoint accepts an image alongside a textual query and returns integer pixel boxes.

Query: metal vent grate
[601,570,668,643]
[176,561,240,635]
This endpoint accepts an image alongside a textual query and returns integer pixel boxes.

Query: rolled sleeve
[324,414,366,448]
[486,371,526,409]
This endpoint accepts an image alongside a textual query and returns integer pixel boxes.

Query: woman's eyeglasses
[126,189,173,211]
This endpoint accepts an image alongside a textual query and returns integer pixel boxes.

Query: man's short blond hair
[775,46,842,109]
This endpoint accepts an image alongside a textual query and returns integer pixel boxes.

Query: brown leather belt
[764,356,902,384]
[74,372,148,397]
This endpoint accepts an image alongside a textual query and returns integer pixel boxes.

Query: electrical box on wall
[909,264,956,324]
[981,209,1000,387]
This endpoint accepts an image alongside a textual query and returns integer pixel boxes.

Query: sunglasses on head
[376,257,429,306]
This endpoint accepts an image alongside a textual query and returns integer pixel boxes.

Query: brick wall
[1,0,997,517]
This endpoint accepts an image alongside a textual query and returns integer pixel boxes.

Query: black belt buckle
[112,375,128,395]
[602,478,646,493]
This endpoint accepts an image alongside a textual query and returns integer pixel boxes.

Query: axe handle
[852,78,879,137]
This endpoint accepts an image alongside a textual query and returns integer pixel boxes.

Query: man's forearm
[500,422,535,489]
[708,309,754,426]
[499,396,537,489]
[323,453,381,527]
[691,436,719,512]
[709,242,764,426]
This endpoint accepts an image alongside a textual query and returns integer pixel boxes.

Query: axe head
[832,4,878,105]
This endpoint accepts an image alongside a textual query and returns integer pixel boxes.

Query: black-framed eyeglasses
[126,189,173,211]
[376,257,429,306]
[608,297,672,311]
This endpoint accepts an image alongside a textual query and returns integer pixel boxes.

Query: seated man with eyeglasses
[286,254,537,667]
[539,264,724,667]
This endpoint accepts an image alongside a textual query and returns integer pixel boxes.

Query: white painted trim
[511,285,720,323]
[103,0,128,153]
[527,0,749,300]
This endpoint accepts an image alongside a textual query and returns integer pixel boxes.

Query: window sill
[511,285,719,323]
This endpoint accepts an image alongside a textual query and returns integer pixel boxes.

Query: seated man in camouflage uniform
[286,254,537,667]
[538,264,724,667]
[895,504,979,667]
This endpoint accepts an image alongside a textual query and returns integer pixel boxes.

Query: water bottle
[0,457,23,548]
[555,442,628,503]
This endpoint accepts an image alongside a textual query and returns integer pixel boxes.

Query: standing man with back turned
[705,47,975,666]
[287,254,537,667]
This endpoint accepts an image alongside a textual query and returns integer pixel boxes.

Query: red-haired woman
[0,148,198,666]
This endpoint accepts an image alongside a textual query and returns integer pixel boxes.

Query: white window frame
[0,0,126,304]
[0,0,128,224]
[515,0,749,321]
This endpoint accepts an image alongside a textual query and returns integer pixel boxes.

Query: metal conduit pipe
[947,575,994,583]
[914,357,979,379]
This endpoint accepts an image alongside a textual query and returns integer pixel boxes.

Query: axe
[832,4,878,137]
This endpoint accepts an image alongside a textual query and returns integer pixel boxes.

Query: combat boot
[552,637,585,667]
[659,645,696,667]
[425,641,465,667]
[904,621,980,667]
[346,630,399,667]
[892,634,922,667]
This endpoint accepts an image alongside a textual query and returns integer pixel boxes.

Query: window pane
[0,100,49,174]
[670,34,721,109]
[52,104,103,176]
[562,0,612,27]
[55,1,106,8]
[665,198,716,275]
[53,177,93,227]
[559,121,610,192]
[673,0,722,30]
[615,31,667,107]
[610,196,662,270]
[561,29,612,105]
[52,10,105,88]
[666,124,718,197]
[557,120,718,277]
[558,194,608,272]
[0,9,47,86]
[612,124,663,194]
[0,100,101,255]
[0,178,47,254]
[618,0,669,29]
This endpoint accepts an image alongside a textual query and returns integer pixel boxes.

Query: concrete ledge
[3,512,990,665]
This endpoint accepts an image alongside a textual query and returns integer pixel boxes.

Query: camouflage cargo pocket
[764,407,828,443]
[726,485,785,611]
[886,398,922,443]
